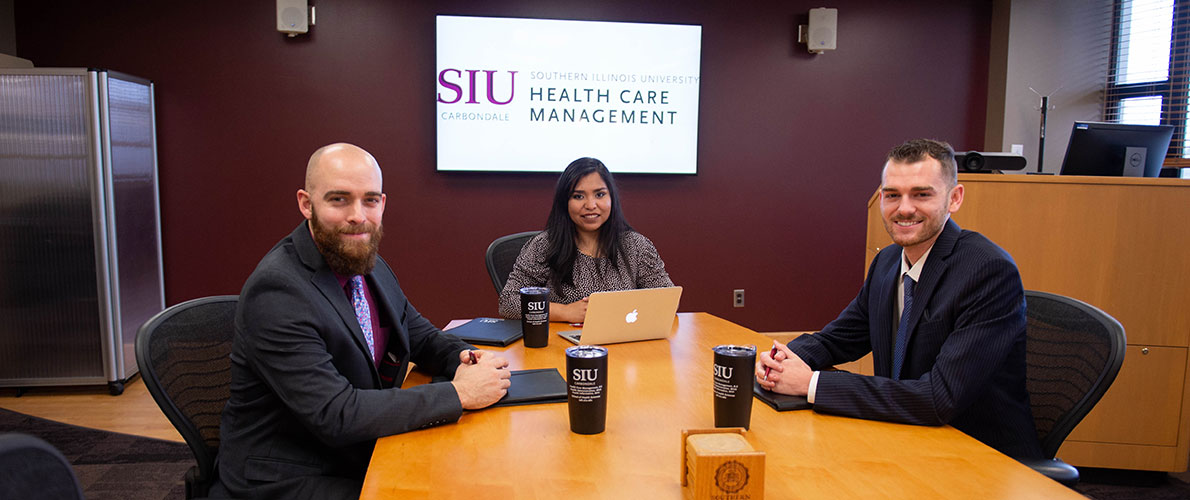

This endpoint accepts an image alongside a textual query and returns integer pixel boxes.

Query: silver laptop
[557,286,683,345]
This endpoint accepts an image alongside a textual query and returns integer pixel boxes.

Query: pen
[468,350,478,364]
[763,344,779,380]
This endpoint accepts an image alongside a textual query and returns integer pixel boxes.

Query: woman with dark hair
[498,157,673,323]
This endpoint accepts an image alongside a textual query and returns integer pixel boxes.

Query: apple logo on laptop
[625,309,639,324]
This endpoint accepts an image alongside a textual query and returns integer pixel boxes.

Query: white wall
[991,0,1113,174]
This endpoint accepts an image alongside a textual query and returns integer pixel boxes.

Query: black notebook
[493,368,568,407]
[445,317,523,346]
[753,381,812,411]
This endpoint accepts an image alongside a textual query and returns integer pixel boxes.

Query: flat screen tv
[1059,121,1174,177]
[435,15,702,174]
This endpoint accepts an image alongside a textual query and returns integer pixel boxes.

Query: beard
[309,208,384,276]
[883,210,947,249]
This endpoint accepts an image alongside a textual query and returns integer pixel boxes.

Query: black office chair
[0,433,85,500]
[1019,290,1126,487]
[485,231,540,292]
[136,295,238,499]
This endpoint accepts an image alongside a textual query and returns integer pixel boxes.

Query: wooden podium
[865,174,1190,472]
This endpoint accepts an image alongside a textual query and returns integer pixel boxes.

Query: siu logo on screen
[437,69,517,104]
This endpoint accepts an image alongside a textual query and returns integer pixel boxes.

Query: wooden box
[681,428,765,499]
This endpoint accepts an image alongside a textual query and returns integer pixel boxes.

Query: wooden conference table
[360,313,1084,499]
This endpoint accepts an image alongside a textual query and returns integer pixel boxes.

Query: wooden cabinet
[864,174,1190,472]
[1067,345,1184,446]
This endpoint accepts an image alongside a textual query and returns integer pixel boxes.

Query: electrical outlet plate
[733,289,745,307]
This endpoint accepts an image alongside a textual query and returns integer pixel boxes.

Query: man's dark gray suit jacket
[788,219,1043,459]
[216,221,472,498]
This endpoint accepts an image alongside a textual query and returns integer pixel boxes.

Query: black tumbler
[519,286,550,348]
[566,345,608,434]
[713,344,756,429]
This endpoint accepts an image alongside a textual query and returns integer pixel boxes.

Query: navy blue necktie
[892,275,915,380]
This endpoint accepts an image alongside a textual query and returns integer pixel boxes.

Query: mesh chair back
[135,295,237,497]
[0,433,85,500]
[1024,290,1126,458]
[485,231,540,292]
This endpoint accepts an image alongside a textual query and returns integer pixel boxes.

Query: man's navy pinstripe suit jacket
[788,218,1043,459]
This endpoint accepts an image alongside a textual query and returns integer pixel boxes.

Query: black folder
[493,368,568,407]
[445,317,523,346]
[753,381,812,411]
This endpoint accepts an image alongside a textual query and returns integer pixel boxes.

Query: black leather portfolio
[445,317,523,346]
[493,368,568,407]
[752,381,812,411]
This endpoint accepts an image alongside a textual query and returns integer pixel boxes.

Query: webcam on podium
[955,151,1027,173]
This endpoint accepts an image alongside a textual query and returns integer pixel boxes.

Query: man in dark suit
[756,138,1043,459]
[214,143,511,499]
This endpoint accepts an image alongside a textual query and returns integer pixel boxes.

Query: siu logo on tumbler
[572,368,599,381]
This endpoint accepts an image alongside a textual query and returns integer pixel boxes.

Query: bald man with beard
[213,143,510,500]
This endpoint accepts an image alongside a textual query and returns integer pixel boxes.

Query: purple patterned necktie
[350,275,376,359]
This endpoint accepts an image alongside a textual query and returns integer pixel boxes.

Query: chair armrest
[1017,457,1079,487]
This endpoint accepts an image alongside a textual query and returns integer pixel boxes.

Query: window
[1105,0,1190,168]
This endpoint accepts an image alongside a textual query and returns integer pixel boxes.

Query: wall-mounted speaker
[277,0,309,36]
[807,8,837,53]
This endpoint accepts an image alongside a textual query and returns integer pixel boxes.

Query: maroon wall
[14,0,990,332]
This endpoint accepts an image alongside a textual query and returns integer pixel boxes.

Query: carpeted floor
[0,408,190,500]
[1075,467,1190,500]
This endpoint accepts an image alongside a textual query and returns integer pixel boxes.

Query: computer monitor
[1059,121,1174,177]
